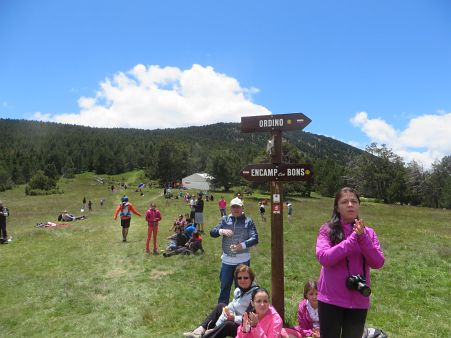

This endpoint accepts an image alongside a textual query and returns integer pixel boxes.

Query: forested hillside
[0,118,449,209]
[0,118,359,183]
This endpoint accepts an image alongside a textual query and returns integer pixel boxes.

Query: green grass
[0,171,450,337]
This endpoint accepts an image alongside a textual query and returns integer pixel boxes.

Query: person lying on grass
[57,211,87,222]
[163,230,204,257]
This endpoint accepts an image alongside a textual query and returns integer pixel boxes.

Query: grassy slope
[0,172,449,337]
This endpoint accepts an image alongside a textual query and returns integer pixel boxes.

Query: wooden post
[270,131,284,320]
[240,113,313,322]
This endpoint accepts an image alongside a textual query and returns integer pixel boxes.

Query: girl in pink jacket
[145,203,162,254]
[284,280,320,337]
[236,288,287,338]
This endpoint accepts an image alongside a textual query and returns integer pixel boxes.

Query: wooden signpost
[240,112,312,320]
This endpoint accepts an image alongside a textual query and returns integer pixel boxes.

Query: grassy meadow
[0,171,449,337]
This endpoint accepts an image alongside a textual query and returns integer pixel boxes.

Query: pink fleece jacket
[316,221,384,309]
[145,208,162,227]
[283,299,316,337]
[236,305,287,338]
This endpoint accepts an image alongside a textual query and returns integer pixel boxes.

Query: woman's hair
[303,280,318,299]
[251,287,270,301]
[328,187,361,245]
[234,264,256,282]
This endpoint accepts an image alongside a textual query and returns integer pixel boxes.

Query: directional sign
[240,163,313,182]
[241,113,311,133]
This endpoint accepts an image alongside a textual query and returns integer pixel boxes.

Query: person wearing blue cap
[114,196,142,242]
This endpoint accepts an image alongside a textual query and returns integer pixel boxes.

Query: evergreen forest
[0,118,449,209]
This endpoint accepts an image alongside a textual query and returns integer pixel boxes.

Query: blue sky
[1,0,450,169]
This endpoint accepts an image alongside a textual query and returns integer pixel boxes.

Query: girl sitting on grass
[284,280,320,337]
[236,287,286,338]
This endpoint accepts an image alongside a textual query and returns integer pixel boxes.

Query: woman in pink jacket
[236,288,287,338]
[145,203,162,255]
[316,187,384,338]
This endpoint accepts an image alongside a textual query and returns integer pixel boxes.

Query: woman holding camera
[316,187,384,338]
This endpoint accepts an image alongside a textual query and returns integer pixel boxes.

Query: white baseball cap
[230,197,243,207]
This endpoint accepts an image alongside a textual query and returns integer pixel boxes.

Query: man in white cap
[210,197,259,304]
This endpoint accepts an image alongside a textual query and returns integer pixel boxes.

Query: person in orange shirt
[114,196,142,242]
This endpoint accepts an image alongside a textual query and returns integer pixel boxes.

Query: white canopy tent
[182,173,214,191]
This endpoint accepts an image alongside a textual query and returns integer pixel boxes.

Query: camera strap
[346,256,366,278]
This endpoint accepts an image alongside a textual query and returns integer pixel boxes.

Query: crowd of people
[181,187,385,338]
[59,186,385,337]
[3,184,385,337]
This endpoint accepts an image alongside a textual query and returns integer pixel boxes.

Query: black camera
[346,274,371,297]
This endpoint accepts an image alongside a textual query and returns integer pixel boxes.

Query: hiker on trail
[145,203,162,255]
[218,196,227,217]
[189,195,196,221]
[0,201,10,244]
[286,201,293,223]
[194,193,204,233]
[113,196,142,242]
[258,201,266,222]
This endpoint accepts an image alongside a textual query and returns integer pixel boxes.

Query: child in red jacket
[145,203,162,254]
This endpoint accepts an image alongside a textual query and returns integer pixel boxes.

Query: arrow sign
[241,113,311,133]
[240,163,313,182]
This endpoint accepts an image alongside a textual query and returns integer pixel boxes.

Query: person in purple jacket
[316,187,384,338]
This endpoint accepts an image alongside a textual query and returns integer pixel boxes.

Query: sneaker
[122,238,127,242]
[153,250,159,255]
[182,332,202,338]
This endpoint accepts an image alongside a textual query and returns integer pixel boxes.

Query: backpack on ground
[362,327,388,338]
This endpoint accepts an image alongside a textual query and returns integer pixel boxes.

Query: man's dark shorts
[121,218,131,228]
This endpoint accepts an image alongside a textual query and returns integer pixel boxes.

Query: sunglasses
[237,276,250,280]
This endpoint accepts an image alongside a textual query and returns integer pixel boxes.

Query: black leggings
[318,301,367,338]
[201,303,239,338]
[0,220,6,239]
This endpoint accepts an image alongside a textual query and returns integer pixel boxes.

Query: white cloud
[351,111,451,169]
[34,64,271,129]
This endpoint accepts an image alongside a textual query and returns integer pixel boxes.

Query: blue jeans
[218,260,250,304]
